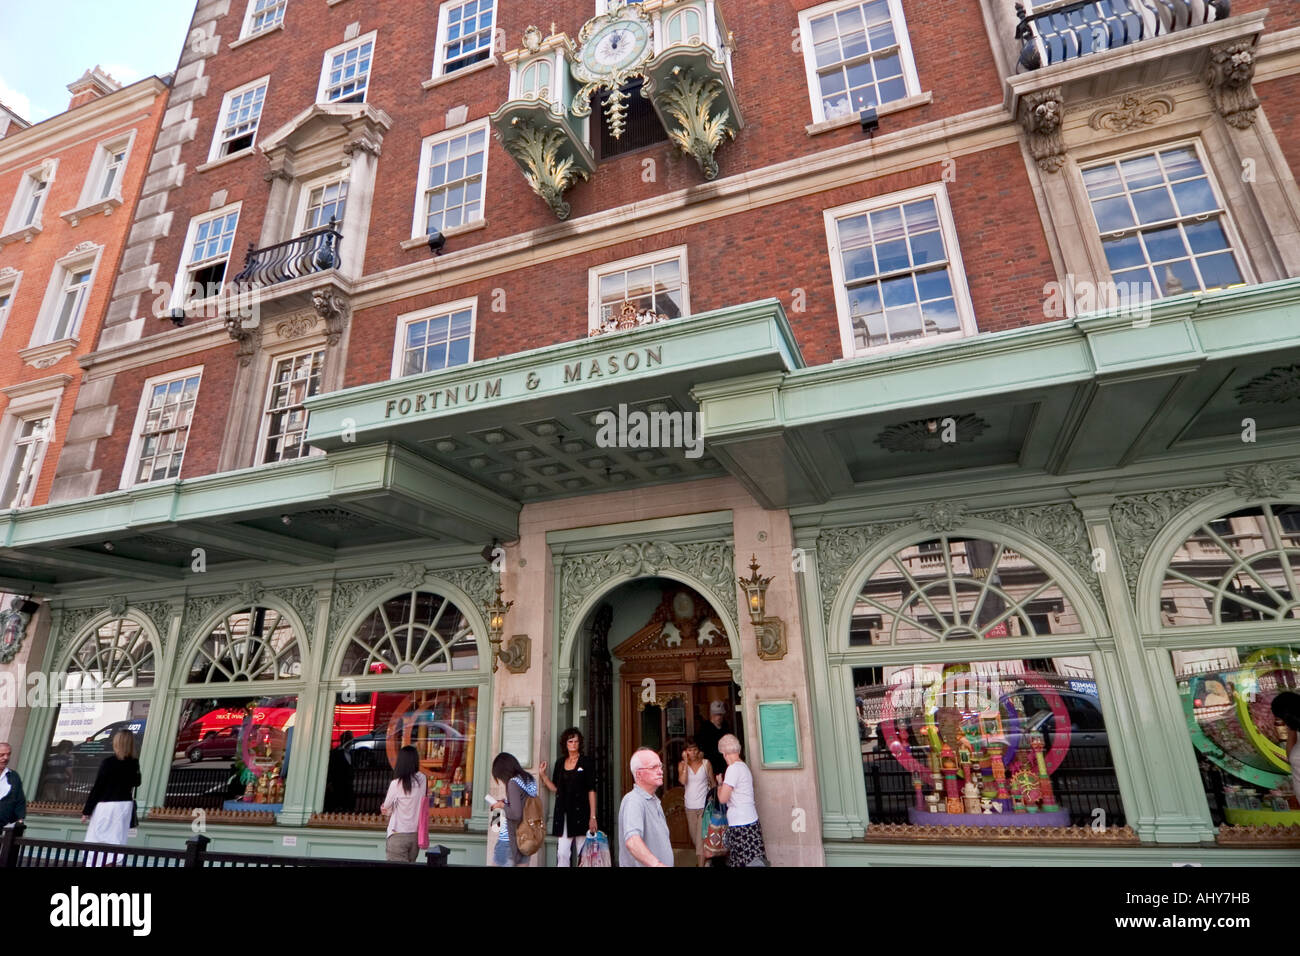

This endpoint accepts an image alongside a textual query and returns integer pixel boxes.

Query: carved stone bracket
[1225,461,1296,499]
[394,563,428,590]
[224,314,262,367]
[108,595,128,618]
[1088,93,1175,133]
[312,289,351,346]
[1205,39,1260,130]
[1018,86,1066,173]
[655,69,735,181]
[498,117,592,220]
[558,539,737,641]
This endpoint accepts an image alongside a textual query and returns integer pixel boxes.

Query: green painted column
[280,582,334,826]
[795,527,866,839]
[1074,494,1216,842]
[136,599,183,816]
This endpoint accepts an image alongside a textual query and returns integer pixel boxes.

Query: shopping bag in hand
[702,791,728,858]
[578,830,611,867]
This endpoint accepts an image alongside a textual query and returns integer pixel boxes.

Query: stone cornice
[0,77,167,167]
[78,317,230,375]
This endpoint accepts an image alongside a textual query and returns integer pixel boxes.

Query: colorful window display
[853,658,1123,828]
[1173,644,1299,826]
[325,688,477,819]
[164,695,298,813]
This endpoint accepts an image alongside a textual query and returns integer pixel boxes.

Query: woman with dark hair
[538,727,597,867]
[380,745,427,862]
[82,729,141,866]
[1271,691,1300,800]
[490,752,538,867]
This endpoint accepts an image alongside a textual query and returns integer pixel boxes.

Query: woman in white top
[1271,691,1300,801]
[380,745,427,862]
[715,733,767,867]
[678,739,711,867]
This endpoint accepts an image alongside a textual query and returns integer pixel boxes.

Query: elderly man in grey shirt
[618,747,673,867]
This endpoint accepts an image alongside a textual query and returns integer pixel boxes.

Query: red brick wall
[1234,0,1300,32]
[0,83,167,505]
[143,0,1008,339]
[1258,75,1300,183]
[92,343,235,495]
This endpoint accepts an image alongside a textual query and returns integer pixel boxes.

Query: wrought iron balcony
[1014,0,1230,71]
[233,219,342,287]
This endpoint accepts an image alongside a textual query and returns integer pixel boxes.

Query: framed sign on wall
[756,697,801,769]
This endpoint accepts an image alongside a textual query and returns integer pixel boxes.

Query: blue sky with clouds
[0,1,196,123]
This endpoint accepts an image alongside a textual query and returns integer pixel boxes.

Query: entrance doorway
[576,578,740,857]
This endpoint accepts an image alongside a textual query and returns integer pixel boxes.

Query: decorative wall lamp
[738,554,786,661]
[482,583,529,672]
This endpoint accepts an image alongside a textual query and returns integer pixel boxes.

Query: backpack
[515,779,547,856]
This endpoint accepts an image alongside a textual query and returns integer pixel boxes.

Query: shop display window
[186,606,301,682]
[163,695,298,814]
[338,589,478,676]
[36,700,151,805]
[324,688,478,819]
[1173,644,1299,825]
[852,657,1123,828]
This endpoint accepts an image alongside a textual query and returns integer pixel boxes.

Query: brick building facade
[5,0,1300,864]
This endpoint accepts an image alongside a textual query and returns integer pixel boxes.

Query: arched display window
[1152,502,1300,828]
[35,616,158,806]
[322,587,487,823]
[841,533,1123,832]
[163,605,306,817]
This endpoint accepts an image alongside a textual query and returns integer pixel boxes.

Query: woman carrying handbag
[537,727,598,867]
[81,729,141,867]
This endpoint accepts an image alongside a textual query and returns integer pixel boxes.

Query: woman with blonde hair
[82,728,142,865]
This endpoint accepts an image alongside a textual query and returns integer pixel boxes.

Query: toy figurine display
[879,664,1080,827]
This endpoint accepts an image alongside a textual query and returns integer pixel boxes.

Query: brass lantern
[738,555,786,661]
[482,582,514,671]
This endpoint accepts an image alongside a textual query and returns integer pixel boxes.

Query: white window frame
[823,183,977,359]
[78,132,135,206]
[119,366,204,489]
[31,244,102,346]
[171,203,242,308]
[0,270,20,338]
[797,0,923,125]
[208,77,270,163]
[1075,138,1254,299]
[409,119,490,240]
[3,160,56,234]
[587,245,691,333]
[432,0,497,78]
[0,412,53,510]
[240,0,288,38]
[317,31,377,104]
[390,297,478,379]
[294,171,350,236]
[257,347,327,464]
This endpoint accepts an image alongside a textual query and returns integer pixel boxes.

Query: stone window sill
[196,147,256,173]
[422,55,498,90]
[400,219,488,251]
[19,336,79,370]
[230,22,284,49]
[0,222,42,248]
[805,91,933,137]
[61,196,122,227]
[326,0,350,5]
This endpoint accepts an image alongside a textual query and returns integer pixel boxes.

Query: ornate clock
[571,1,656,138]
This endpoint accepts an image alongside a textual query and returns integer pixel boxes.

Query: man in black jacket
[0,741,26,827]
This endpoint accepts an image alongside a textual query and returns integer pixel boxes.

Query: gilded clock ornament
[571,1,656,139]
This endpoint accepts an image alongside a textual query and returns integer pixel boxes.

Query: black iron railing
[232,218,342,287]
[1015,0,1228,71]
[1,824,452,868]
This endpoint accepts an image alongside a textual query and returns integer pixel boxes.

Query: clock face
[580,19,651,77]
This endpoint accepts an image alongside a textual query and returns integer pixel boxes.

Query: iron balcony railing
[1014,0,1229,71]
[232,218,342,287]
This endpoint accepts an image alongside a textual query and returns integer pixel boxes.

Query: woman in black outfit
[81,729,141,865]
[538,727,597,867]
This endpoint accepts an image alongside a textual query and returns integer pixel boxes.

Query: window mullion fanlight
[940,536,963,630]
[965,540,1006,630]
[1199,520,1293,612]
[890,553,950,628]
[1266,508,1300,599]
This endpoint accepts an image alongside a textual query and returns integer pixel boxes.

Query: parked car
[70,718,147,769]
[342,716,467,770]
[185,726,241,763]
